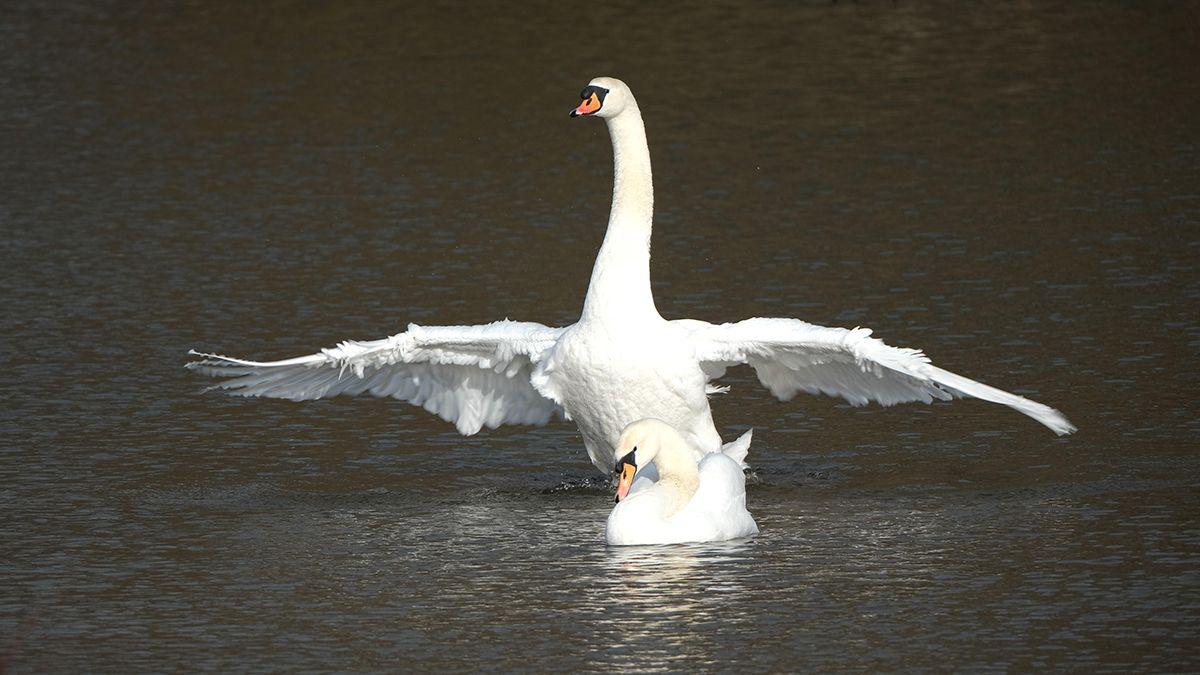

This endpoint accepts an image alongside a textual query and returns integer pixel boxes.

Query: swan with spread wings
[188,77,1075,474]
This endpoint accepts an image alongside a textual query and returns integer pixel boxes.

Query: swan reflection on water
[590,539,758,664]
[610,542,754,612]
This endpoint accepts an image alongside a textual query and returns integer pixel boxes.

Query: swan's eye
[617,448,636,469]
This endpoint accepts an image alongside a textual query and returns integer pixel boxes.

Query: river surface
[3,1,1198,671]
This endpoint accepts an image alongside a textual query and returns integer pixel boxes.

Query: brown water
[3,1,1199,671]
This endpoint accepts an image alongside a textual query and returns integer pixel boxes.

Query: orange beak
[614,461,636,502]
[570,92,602,117]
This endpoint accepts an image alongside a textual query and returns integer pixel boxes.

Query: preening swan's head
[569,76,634,119]
[612,418,689,502]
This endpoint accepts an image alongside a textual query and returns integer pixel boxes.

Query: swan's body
[188,77,1075,475]
[606,419,757,546]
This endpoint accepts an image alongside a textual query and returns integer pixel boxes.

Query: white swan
[187,76,1076,476]
[606,418,757,546]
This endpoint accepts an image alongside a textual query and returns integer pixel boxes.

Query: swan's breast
[554,325,706,415]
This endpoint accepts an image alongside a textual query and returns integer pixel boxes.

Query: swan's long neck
[581,103,658,322]
[649,437,701,517]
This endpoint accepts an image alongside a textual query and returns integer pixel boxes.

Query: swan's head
[612,418,683,502]
[569,76,634,120]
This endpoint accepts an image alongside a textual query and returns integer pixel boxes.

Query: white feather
[676,317,1076,435]
[187,320,565,435]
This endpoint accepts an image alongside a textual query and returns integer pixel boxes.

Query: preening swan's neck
[581,104,658,322]
[652,440,701,517]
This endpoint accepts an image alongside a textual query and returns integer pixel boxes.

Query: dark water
[3,1,1199,670]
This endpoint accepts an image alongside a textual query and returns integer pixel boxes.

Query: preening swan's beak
[614,456,636,503]
[570,92,602,118]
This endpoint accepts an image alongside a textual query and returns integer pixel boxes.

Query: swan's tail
[720,429,753,469]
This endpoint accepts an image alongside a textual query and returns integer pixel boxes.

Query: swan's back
[679,453,758,541]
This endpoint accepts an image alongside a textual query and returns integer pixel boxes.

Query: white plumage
[189,321,564,435]
[187,76,1075,475]
[675,317,1076,435]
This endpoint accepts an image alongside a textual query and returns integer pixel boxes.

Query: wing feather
[677,317,1075,435]
[187,320,567,435]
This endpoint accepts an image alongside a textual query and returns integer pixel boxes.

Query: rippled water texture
[3,1,1198,670]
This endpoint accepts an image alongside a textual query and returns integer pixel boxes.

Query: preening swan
[187,76,1076,475]
[606,419,758,546]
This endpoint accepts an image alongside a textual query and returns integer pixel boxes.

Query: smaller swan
[606,419,758,546]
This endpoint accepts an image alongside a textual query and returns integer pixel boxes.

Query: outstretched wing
[675,317,1076,435]
[187,320,567,435]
